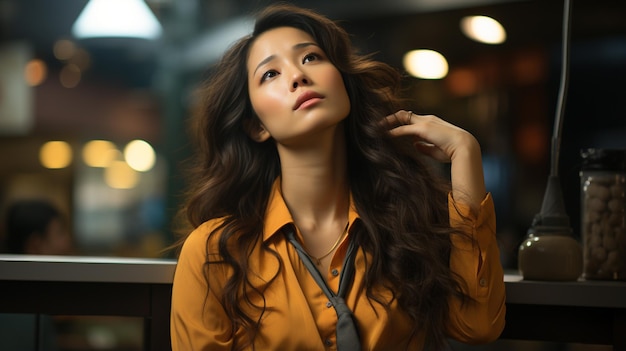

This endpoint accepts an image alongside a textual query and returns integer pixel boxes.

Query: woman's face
[247,26,350,145]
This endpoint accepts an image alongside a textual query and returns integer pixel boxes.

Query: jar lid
[580,148,626,171]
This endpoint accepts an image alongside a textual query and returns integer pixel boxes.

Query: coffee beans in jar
[580,148,626,280]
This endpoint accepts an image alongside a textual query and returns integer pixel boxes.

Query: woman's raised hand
[385,110,486,212]
[384,110,480,164]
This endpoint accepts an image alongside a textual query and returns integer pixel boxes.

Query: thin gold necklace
[309,222,349,266]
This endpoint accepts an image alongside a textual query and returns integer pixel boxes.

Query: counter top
[2,254,625,308]
[0,254,176,284]
[2,255,625,350]
[504,273,626,308]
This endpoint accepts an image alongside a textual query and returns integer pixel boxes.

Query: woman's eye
[303,53,319,64]
[261,70,278,82]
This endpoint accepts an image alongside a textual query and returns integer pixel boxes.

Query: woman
[170,4,505,351]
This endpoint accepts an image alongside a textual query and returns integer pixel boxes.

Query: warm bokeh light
[403,49,449,79]
[70,48,92,70]
[83,140,119,167]
[446,68,479,96]
[515,122,548,164]
[40,141,72,169]
[24,59,47,86]
[53,39,77,61]
[59,63,81,88]
[460,15,506,45]
[512,50,547,85]
[124,139,156,172]
[105,160,139,189]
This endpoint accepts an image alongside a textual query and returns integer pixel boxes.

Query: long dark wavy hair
[175,3,470,350]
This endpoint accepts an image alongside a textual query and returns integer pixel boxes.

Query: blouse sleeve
[445,192,506,344]
[170,222,233,351]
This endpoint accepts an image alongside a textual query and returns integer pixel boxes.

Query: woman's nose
[290,70,310,91]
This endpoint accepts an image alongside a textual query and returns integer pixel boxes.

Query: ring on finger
[407,111,413,124]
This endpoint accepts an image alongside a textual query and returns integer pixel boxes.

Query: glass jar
[580,148,626,280]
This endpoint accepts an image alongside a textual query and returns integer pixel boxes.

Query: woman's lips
[293,91,324,110]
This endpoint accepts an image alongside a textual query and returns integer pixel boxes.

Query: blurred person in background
[2,199,73,255]
[0,199,74,351]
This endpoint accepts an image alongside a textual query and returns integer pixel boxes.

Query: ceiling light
[71,0,163,40]
[403,49,449,79]
[461,16,506,45]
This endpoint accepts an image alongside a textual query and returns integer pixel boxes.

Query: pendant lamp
[71,0,162,40]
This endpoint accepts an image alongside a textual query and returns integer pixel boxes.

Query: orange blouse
[170,181,506,350]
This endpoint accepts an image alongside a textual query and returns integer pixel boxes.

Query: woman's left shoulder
[180,218,227,258]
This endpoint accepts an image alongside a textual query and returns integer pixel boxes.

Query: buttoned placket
[321,262,342,341]
[311,257,343,343]
[285,225,361,351]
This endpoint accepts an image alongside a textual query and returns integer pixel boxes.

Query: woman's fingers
[384,110,415,127]
[385,110,471,163]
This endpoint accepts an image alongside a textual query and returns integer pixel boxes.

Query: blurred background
[2,0,624,261]
[0,0,624,349]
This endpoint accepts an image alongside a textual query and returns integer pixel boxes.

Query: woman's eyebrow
[293,42,318,50]
[253,55,276,76]
[253,42,320,75]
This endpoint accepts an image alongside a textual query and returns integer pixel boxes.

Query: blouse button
[331,269,339,276]
[326,301,333,308]
[479,278,487,287]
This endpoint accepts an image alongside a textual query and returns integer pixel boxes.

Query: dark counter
[1,255,625,350]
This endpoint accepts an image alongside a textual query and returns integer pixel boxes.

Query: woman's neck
[277,127,349,232]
